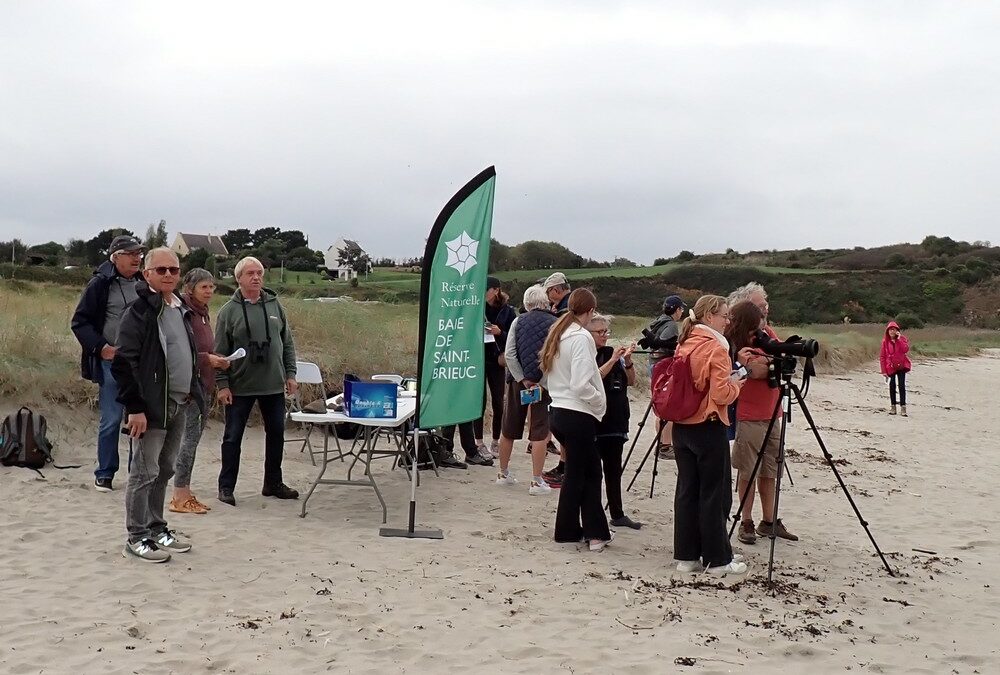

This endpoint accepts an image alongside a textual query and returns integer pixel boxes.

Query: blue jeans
[97,360,124,480]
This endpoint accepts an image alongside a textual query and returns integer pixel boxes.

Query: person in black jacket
[475,276,515,459]
[71,234,146,492]
[588,314,642,529]
[112,248,204,564]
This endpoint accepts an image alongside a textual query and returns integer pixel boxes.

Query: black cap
[109,235,146,255]
[663,294,687,312]
[486,276,502,290]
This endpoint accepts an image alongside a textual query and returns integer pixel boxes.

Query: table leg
[300,424,331,517]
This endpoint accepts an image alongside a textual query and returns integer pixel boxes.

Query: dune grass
[2,279,998,408]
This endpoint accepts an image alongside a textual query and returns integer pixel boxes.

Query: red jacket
[879,321,912,375]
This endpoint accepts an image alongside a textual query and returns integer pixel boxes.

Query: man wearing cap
[647,295,687,460]
[543,272,572,315]
[72,234,146,492]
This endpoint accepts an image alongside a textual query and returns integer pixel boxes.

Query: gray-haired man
[71,234,146,492]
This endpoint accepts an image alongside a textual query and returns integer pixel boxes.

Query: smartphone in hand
[520,386,542,405]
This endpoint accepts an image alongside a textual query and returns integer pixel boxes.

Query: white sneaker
[589,530,615,552]
[528,478,552,495]
[676,560,703,573]
[496,470,518,486]
[706,561,748,576]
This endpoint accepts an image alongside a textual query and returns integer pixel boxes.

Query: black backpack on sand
[0,407,80,476]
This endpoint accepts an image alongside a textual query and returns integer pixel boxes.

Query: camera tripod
[620,398,793,501]
[728,364,895,583]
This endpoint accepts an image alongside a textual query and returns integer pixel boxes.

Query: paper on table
[225,347,247,362]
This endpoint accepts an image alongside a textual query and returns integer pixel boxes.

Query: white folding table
[290,396,430,522]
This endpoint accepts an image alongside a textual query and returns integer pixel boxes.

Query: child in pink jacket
[879,321,912,416]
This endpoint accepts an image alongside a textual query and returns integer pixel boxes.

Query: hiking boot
[262,483,299,499]
[757,518,799,541]
[543,465,564,482]
[888,405,897,415]
[95,478,113,493]
[475,443,494,460]
[900,405,908,417]
[489,440,499,457]
[123,538,171,563]
[154,529,192,553]
[738,519,757,545]
[657,444,675,460]
[218,489,236,506]
[466,453,493,466]
[437,452,468,469]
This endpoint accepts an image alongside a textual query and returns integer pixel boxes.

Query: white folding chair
[287,360,325,465]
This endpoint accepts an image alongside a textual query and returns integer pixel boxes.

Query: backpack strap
[31,410,82,471]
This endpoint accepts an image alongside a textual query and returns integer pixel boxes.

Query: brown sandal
[190,495,212,512]
[169,497,208,514]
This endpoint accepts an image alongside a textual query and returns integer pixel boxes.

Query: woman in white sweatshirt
[539,288,612,551]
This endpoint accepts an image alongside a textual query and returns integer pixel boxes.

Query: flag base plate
[379,527,444,540]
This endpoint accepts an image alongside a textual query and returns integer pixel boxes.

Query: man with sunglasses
[214,256,299,506]
[72,234,146,492]
[112,248,204,563]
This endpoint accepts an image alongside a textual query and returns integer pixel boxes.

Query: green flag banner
[417,167,496,428]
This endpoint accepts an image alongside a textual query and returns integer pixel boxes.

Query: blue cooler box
[344,380,398,419]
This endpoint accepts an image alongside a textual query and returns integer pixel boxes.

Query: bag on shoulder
[651,355,706,422]
[1,407,59,471]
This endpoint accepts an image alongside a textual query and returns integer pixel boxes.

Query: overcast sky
[3,1,1000,264]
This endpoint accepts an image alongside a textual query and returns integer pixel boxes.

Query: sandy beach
[2,353,999,674]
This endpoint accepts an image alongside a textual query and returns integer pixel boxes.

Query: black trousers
[597,436,626,521]
[551,408,610,543]
[889,371,907,406]
[673,420,733,568]
[441,422,477,458]
[219,392,286,492]
[474,363,506,441]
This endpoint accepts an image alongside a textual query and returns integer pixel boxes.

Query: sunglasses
[151,266,181,276]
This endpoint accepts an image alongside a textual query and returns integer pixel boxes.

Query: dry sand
[2,353,999,674]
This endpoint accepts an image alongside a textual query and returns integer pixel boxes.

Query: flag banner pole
[380,166,496,540]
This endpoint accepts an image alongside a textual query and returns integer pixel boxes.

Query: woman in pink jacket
[879,321,911,417]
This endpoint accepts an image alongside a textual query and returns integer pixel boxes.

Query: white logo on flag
[444,231,479,276]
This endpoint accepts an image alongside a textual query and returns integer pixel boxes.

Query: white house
[323,238,371,280]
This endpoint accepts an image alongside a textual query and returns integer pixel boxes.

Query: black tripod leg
[790,385,895,576]
[626,432,659,493]
[649,435,660,499]
[728,389,784,538]
[766,396,792,585]
[784,459,794,488]
[621,400,653,473]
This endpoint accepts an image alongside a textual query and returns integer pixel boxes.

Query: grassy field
[2,279,997,409]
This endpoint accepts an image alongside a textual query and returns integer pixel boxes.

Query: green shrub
[895,311,925,329]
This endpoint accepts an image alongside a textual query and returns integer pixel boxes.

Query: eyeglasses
[590,329,611,336]
[152,266,180,276]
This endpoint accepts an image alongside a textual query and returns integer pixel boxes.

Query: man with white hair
[496,284,558,495]
[728,282,770,323]
[113,247,203,562]
[214,256,299,506]
[72,234,147,492]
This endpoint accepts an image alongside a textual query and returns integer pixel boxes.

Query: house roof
[179,233,229,256]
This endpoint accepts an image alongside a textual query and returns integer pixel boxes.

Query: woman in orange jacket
[672,295,753,576]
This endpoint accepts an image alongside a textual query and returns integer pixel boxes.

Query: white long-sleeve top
[541,323,607,421]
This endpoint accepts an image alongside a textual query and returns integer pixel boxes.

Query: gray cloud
[3,2,1000,263]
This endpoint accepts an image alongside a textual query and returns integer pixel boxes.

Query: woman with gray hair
[169,268,230,514]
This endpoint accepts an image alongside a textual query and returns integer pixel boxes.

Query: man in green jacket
[215,256,299,506]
